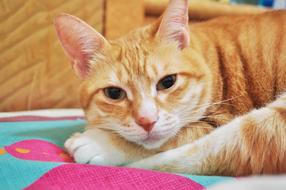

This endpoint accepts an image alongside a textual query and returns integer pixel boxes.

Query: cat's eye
[156,74,177,90]
[103,87,126,100]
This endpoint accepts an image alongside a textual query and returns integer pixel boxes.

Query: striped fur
[55,0,286,175]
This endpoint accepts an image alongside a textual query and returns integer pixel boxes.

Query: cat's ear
[54,13,107,79]
[156,0,189,49]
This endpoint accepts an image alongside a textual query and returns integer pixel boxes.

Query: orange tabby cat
[54,0,286,176]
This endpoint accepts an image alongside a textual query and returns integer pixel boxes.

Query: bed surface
[0,109,233,190]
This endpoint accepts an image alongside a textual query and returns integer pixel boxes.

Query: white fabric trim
[0,109,84,118]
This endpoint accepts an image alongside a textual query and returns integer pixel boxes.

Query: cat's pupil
[104,87,125,100]
[157,74,177,90]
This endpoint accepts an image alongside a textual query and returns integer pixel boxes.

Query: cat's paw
[65,129,127,166]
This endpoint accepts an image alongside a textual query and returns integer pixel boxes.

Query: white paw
[65,129,126,166]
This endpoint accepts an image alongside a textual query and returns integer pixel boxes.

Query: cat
[54,0,286,176]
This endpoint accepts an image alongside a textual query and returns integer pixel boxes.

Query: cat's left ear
[54,13,108,79]
[156,0,190,49]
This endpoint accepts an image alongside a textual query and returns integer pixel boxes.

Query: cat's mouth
[137,132,171,149]
[142,134,162,143]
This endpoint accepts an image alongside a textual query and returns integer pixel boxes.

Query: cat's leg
[65,128,154,166]
[65,123,213,166]
[128,93,286,176]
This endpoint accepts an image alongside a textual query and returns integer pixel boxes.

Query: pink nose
[136,117,157,132]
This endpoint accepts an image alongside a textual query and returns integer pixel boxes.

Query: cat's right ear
[54,13,107,79]
[156,0,189,49]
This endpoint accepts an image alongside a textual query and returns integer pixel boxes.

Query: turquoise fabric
[0,120,85,189]
[179,174,234,187]
[0,120,86,147]
[0,154,60,190]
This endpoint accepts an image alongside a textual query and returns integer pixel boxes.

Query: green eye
[104,87,126,100]
[157,74,177,90]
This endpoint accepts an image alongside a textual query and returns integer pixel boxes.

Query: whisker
[176,94,246,122]
[191,95,245,111]
[185,126,215,130]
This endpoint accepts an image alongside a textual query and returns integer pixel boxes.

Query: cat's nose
[136,117,157,132]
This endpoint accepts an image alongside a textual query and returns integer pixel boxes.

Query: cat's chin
[137,137,170,150]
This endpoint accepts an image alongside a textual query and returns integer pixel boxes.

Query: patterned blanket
[0,110,234,190]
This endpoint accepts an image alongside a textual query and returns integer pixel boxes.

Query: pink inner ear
[157,0,190,49]
[54,14,105,79]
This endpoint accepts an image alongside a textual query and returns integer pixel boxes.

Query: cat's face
[55,0,212,149]
[82,38,211,149]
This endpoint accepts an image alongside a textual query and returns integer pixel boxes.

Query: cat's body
[191,11,286,116]
[55,0,286,176]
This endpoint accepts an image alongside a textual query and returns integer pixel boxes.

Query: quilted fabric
[0,110,234,190]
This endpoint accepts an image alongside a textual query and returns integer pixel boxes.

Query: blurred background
[0,0,285,112]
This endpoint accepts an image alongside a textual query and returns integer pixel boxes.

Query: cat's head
[55,0,212,149]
